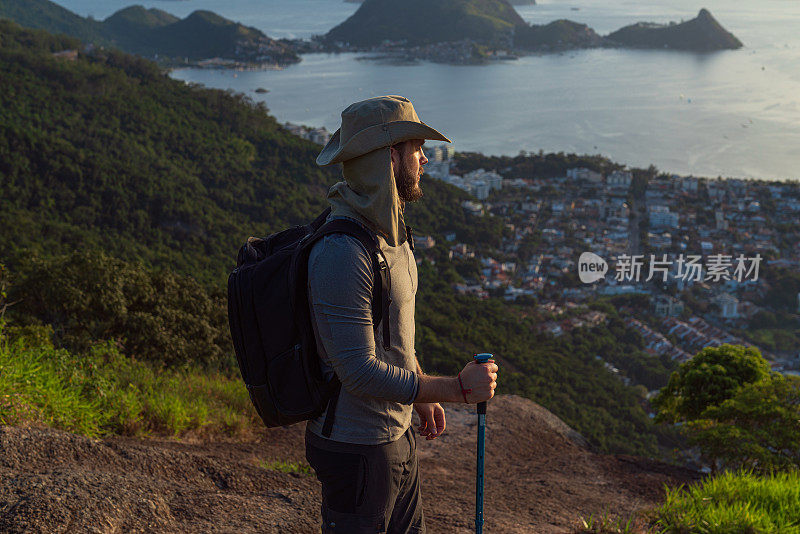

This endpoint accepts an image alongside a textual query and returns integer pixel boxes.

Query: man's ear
[389,142,402,169]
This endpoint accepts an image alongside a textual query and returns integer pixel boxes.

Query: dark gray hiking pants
[305,427,425,534]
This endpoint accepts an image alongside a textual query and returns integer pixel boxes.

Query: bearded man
[305,95,499,534]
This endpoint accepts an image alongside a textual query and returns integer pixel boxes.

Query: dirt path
[0,395,699,533]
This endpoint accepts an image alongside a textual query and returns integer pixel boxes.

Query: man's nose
[420,150,428,165]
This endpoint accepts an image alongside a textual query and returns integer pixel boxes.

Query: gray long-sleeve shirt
[305,217,419,444]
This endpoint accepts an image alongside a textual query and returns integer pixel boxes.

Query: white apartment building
[712,293,739,319]
[567,167,603,183]
[431,144,455,162]
[607,170,633,187]
[649,205,679,229]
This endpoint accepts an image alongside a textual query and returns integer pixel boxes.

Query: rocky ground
[0,395,700,533]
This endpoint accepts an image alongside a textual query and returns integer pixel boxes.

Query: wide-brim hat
[317,95,451,166]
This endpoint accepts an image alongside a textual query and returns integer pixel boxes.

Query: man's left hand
[414,402,446,440]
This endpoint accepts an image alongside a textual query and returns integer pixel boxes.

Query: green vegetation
[104,8,298,64]
[588,314,678,391]
[0,0,298,63]
[0,325,256,438]
[577,509,640,534]
[745,326,800,353]
[0,19,498,286]
[761,267,800,313]
[0,20,670,455]
[654,344,800,473]
[574,470,800,533]
[641,345,800,532]
[454,150,625,181]
[515,20,602,50]
[654,344,770,423]
[404,178,506,249]
[687,375,800,473]
[324,2,741,54]
[260,460,314,476]
[10,251,230,368]
[325,0,525,47]
[0,0,104,43]
[0,19,330,286]
[577,470,800,533]
[651,470,800,533]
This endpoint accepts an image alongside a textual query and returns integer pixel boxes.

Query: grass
[576,508,649,533]
[0,324,258,438]
[650,470,800,533]
[260,460,314,476]
[574,470,800,533]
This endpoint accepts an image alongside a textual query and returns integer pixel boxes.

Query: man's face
[391,139,428,202]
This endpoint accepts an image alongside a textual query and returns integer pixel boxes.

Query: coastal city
[288,123,800,384]
[430,144,800,378]
[5,0,800,528]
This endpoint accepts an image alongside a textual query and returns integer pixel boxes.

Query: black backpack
[226,208,394,437]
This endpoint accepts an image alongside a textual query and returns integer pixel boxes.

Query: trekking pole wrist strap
[458,372,471,403]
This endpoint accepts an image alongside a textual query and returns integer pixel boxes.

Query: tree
[685,374,800,473]
[653,344,800,472]
[13,251,230,368]
[653,344,770,423]
[762,267,800,313]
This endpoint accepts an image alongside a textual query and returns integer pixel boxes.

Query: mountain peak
[607,8,742,51]
[184,10,232,26]
[105,5,179,29]
[325,0,525,48]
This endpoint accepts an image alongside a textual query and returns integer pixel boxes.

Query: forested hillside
[1,20,666,455]
[0,0,299,63]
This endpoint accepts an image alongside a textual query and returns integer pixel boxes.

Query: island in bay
[606,8,743,51]
[322,0,743,64]
[0,0,744,68]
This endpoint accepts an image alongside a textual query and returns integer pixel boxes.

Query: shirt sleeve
[308,234,419,404]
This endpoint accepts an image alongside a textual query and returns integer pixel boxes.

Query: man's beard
[396,158,423,202]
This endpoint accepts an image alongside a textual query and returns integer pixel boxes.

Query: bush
[11,250,232,369]
[654,344,800,473]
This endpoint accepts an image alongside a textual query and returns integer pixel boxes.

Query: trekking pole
[474,352,493,534]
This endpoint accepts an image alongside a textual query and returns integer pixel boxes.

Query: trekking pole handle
[474,353,493,414]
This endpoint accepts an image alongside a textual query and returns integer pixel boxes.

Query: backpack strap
[302,217,393,438]
[308,206,332,231]
[311,218,392,351]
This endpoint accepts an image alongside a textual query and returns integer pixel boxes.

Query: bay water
[56,0,800,180]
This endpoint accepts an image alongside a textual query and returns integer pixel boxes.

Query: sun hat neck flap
[327,147,406,247]
[317,95,450,167]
